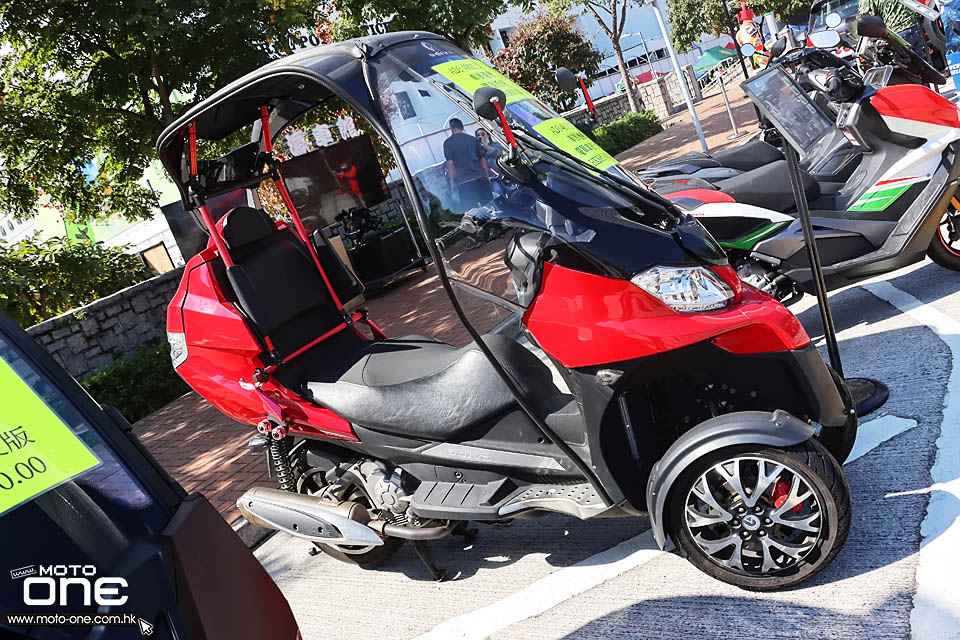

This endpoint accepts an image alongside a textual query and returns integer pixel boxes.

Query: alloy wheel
[683,456,823,575]
[938,207,960,257]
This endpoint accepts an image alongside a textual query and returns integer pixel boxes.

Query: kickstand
[414,540,447,581]
[451,521,476,545]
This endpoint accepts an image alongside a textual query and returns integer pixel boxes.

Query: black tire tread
[929,229,960,271]
[669,438,851,591]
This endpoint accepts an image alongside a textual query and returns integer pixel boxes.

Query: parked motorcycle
[159,32,856,590]
[654,16,959,301]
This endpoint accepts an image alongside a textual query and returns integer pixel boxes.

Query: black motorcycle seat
[715,160,820,213]
[710,140,784,172]
[647,151,720,170]
[305,332,558,440]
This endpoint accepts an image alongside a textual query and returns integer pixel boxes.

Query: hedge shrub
[81,341,189,423]
[593,110,663,157]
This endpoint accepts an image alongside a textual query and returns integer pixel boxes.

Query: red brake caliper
[772,479,802,512]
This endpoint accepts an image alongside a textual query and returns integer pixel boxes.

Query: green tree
[553,0,642,113]
[331,0,532,50]
[667,0,808,52]
[492,13,602,112]
[0,0,319,223]
[0,237,152,327]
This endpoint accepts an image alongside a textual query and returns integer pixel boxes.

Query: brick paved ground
[616,74,760,169]
[133,74,758,524]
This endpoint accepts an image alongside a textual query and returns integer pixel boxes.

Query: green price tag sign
[432,59,535,105]
[533,118,618,171]
[0,356,101,516]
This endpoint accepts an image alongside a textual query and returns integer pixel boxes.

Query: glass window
[0,333,169,622]
[372,40,679,319]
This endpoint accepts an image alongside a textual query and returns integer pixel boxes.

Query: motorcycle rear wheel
[297,469,404,566]
[668,439,851,590]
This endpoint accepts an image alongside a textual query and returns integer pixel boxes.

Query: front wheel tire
[929,208,960,271]
[668,439,851,590]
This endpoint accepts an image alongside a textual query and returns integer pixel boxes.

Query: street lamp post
[623,32,655,75]
[644,0,708,152]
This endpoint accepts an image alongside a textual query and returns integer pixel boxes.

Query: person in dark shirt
[443,118,491,210]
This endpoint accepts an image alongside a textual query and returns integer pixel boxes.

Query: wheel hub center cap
[741,514,761,531]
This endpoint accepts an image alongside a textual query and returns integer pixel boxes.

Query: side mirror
[474,86,508,121]
[740,43,756,56]
[555,67,580,93]
[850,14,888,39]
[809,29,841,48]
[825,12,842,28]
[769,37,788,58]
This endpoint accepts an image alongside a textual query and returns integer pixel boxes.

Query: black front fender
[646,410,814,549]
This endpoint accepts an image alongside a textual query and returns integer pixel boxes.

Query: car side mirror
[555,67,580,93]
[850,14,888,39]
[474,86,508,121]
[809,30,841,48]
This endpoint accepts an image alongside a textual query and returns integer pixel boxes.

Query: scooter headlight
[631,265,734,312]
[167,332,188,368]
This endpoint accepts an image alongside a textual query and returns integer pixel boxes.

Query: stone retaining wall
[26,268,184,379]
[563,64,702,125]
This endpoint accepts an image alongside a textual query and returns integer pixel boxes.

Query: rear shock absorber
[268,436,297,493]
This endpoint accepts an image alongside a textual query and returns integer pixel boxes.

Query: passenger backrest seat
[221,207,347,358]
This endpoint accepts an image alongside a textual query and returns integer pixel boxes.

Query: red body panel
[871,85,960,129]
[168,252,358,441]
[522,263,809,368]
[663,189,736,204]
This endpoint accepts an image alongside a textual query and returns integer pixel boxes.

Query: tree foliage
[667,0,809,52]
[552,0,642,112]
[331,0,532,50]
[0,237,152,327]
[492,13,602,112]
[0,0,319,222]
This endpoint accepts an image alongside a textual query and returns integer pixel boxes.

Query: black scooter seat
[306,333,556,440]
[715,160,820,213]
[710,140,784,172]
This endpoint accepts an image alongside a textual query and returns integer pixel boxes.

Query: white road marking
[413,530,664,640]
[861,281,960,640]
[846,415,918,464]
[414,409,919,640]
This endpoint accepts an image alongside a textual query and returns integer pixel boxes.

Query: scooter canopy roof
[156,31,445,208]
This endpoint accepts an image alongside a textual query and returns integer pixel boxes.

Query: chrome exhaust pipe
[237,487,384,547]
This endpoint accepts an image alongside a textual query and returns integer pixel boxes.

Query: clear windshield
[810,0,859,31]
[371,40,711,311]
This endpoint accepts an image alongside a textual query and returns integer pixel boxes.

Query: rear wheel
[294,462,404,567]
[311,486,404,565]
[928,206,960,271]
[668,439,851,590]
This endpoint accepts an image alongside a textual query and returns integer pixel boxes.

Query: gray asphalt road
[255,260,958,640]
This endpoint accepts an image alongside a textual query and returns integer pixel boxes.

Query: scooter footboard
[645,410,814,549]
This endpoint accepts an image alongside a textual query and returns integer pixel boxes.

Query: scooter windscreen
[371,40,725,318]
[742,64,837,159]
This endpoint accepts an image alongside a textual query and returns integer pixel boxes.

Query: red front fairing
[522,262,809,368]
[167,250,359,442]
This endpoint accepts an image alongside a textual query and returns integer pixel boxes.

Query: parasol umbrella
[692,45,738,74]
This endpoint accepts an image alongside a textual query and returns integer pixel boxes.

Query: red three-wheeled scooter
[158,32,856,589]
